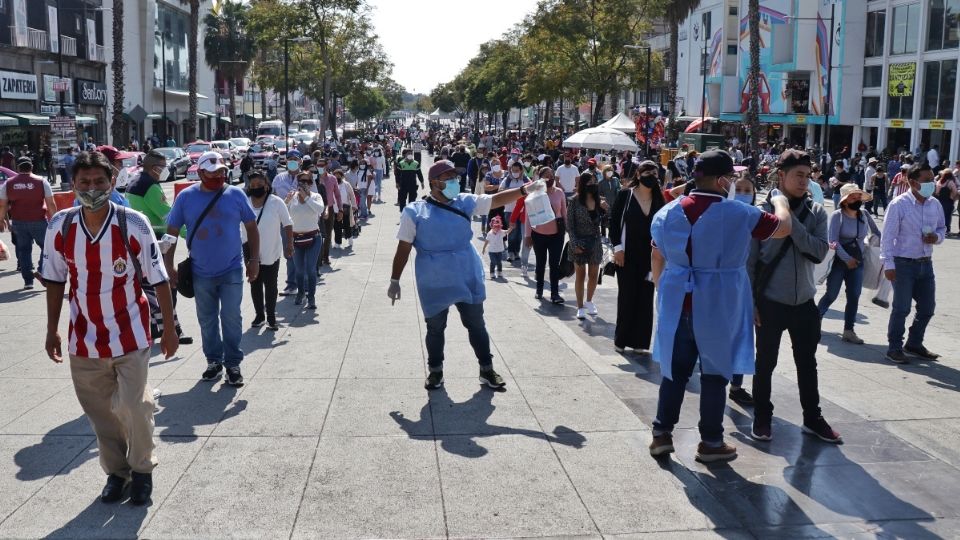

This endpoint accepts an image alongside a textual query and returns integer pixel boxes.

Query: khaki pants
[70,348,157,478]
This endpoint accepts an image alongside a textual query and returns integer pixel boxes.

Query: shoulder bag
[425,196,471,223]
[177,187,226,298]
[603,190,632,278]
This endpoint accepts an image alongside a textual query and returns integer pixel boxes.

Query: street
[0,156,959,539]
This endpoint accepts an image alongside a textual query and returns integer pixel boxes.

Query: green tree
[665,0,701,141]
[110,0,125,145]
[204,0,254,127]
[378,78,405,111]
[347,86,389,121]
[746,0,761,160]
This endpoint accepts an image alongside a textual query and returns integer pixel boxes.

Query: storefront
[0,69,42,150]
[75,78,106,144]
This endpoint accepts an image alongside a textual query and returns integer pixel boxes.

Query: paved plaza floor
[0,159,959,538]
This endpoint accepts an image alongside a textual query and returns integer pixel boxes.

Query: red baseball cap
[96,145,135,163]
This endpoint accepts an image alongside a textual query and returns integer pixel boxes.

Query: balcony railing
[60,35,77,56]
[91,44,106,63]
[8,26,48,51]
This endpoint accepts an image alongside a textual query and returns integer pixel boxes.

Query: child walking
[482,216,508,279]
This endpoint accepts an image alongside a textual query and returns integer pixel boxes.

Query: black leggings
[334,206,352,244]
[532,230,564,296]
[250,261,280,319]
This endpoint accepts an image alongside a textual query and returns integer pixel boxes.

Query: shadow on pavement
[823,334,960,392]
[45,496,149,539]
[390,387,585,458]
[154,381,247,441]
[14,416,96,480]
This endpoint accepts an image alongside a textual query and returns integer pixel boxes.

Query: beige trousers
[70,348,157,477]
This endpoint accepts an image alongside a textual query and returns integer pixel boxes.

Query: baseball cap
[428,160,456,180]
[197,151,228,172]
[16,156,32,167]
[776,149,812,170]
[587,158,597,165]
[692,150,735,178]
[286,150,302,160]
[96,145,135,163]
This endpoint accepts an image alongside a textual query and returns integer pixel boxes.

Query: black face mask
[563,160,571,166]
[636,174,659,189]
[247,187,266,198]
[847,201,863,211]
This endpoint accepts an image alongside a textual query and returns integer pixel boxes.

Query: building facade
[0,0,108,152]
[668,0,959,161]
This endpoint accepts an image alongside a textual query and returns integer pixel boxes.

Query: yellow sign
[889,119,905,128]
[796,115,807,124]
[929,120,946,129]
[888,63,916,97]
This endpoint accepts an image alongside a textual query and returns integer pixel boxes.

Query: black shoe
[266,318,279,331]
[306,299,317,309]
[904,344,940,360]
[885,350,909,364]
[178,335,193,345]
[535,290,544,300]
[225,366,244,387]
[550,294,565,305]
[201,362,223,381]
[479,369,506,389]
[294,294,304,306]
[150,325,160,340]
[129,472,153,506]
[251,315,265,328]
[802,416,843,444]
[100,474,128,503]
[871,297,890,309]
[424,371,444,390]
[729,387,754,406]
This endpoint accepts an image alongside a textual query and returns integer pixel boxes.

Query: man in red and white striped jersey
[41,151,178,506]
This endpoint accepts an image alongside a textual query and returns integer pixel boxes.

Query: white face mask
[604,171,613,178]
[158,167,170,183]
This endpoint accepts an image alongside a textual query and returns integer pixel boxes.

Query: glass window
[154,4,189,91]
[891,4,921,55]
[865,11,886,57]
[927,0,960,50]
[861,97,881,118]
[888,95,914,119]
[863,65,883,87]
[922,59,957,118]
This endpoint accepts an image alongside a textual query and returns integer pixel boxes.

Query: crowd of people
[0,120,951,505]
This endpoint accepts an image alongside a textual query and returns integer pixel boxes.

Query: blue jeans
[293,233,322,300]
[282,235,296,290]
[489,251,503,274]
[358,188,368,218]
[653,313,729,445]
[374,169,383,198]
[818,258,865,330]
[887,258,936,353]
[12,220,47,285]
[425,302,493,373]
[193,268,245,368]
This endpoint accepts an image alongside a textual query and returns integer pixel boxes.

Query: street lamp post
[155,30,169,146]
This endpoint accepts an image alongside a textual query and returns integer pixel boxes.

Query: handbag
[603,190,632,278]
[558,242,575,279]
[293,230,318,249]
[177,187,226,298]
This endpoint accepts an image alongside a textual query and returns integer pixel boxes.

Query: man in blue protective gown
[388,160,533,391]
[647,150,793,463]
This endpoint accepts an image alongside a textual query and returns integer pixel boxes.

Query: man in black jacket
[394,149,424,208]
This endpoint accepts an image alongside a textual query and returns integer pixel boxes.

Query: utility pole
[157,30,168,146]
[645,46,652,158]
[820,3,836,171]
[284,37,290,153]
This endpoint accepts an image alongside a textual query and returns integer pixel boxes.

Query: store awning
[198,112,217,118]
[8,113,50,126]
[75,115,97,125]
[157,88,209,99]
[241,113,263,120]
[0,114,19,127]
[219,116,232,123]
[146,113,161,119]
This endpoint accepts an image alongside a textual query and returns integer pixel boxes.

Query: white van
[257,120,284,138]
[299,119,320,133]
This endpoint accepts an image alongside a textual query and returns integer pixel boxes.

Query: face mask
[847,201,863,211]
[638,174,659,189]
[491,165,501,173]
[511,171,521,179]
[76,188,112,211]
[441,179,460,199]
[523,162,531,167]
[247,187,266,198]
[298,183,313,192]
[918,182,935,198]
[158,167,170,183]
[287,161,299,172]
[201,175,226,191]
[604,171,613,178]
[735,193,754,205]
[404,155,412,161]
[585,184,599,195]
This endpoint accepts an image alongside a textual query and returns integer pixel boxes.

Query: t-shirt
[41,205,169,358]
[244,195,292,265]
[397,194,493,243]
[166,185,256,277]
[555,164,580,193]
[0,173,53,221]
[485,229,507,253]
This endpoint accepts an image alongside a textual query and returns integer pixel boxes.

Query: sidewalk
[0,159,958,538]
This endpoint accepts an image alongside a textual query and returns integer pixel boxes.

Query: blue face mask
[735,193,754,205]
[918,182,935,199]
[442,179,460,199]
[287,161,299,172]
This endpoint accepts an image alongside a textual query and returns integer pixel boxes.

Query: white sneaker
[576,308,587,320]
[521,265,528,278]
[585,301,598,316]
[335,243,342,250]
[347,239,353,248]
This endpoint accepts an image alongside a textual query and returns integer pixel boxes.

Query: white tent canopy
[429,108,442,117]
[562,126,639,152]
[600,112,636,133]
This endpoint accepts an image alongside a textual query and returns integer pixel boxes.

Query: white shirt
[337,181,353,207]
[864,166,877,191]
[243,195,293,265]
[485,229,507,253]
[397,194,493,243]
[927,148,940,167]
[499,174,525,212]
[287,192,326,232]
[555,164,580,193]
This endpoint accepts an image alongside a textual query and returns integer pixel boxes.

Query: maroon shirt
[2,173,51,222]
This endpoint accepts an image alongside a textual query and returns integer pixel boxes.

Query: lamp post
[625,44,653,157]
[154,30,169,147]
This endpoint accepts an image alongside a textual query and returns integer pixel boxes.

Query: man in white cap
[163,151,260,386]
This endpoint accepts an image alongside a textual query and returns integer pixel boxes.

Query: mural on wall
[738,3,787,114]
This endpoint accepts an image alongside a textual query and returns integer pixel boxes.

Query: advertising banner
[888,63,916,97]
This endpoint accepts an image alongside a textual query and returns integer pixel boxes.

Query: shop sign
[795,115,807,124]
[43,75,73,103]
[50,115,76,139]
[76,79,107,105]
[929,120,946,129]
[889,119,905,128]
[888,63,916,97]
[40,104,77,116]
[0,70,38,100]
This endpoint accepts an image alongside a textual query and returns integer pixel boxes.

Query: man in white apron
[388,161,533,390]
[648,150,792,463]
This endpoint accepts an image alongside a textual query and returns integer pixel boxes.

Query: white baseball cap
[198,151,228,172]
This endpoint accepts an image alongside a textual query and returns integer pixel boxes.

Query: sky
[367,0,541,95]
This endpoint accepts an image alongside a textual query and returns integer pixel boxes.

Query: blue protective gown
[404,194,486,318]
[649,196,763,381]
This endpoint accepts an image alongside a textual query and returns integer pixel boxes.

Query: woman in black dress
[609,161,665,354]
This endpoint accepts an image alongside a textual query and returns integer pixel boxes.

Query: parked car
[184,141,212,164]
[211,140,239,163]
[114,153,145,192]
[248,142,278,169]
[154,147,191,179]
[229,137,252,157]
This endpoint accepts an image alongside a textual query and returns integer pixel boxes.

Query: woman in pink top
[524,166,568,303]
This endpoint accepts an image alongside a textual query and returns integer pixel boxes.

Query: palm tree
[665,0,700,142]
[204,1,254,129]
[110,0,125,145]
[746,0,761,163]
[179,0,203,141]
